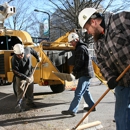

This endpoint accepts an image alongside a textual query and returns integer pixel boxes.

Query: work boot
[61,110,76,116]
[26,102,37,108]
[84,107,96,112]
[15,103,26,113]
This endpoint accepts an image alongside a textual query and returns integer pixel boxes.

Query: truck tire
[13,76,17,96]
[50,84,65,93]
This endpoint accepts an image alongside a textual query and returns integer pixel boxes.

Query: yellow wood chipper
[0,2,106,96]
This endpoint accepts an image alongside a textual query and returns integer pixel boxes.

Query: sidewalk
[90,77,102,86]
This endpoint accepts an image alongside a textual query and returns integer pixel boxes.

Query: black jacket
[11,47,39,80]
[73,40,94,79]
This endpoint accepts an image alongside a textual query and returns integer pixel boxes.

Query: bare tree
[108,0,130,12]
[46,0,115,41]
[0,0,128,41]
[0,0,39,37]
[4,0,34,30]
[45,0,127,41]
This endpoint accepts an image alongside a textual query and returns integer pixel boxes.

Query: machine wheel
[0,79,12,86]
[13,76,17,97]
[50,84,65,93]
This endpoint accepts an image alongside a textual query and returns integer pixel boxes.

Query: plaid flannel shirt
[95,11,130,87]
[73,41,94,79]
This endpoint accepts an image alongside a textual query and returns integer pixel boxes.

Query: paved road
[0,78,116,130]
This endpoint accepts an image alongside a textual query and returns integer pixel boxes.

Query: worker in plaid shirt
[78,8,130,130]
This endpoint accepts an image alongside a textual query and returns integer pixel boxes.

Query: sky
[103,0,130,12]
[0,0,130,37]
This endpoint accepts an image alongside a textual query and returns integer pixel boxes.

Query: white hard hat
[68,32,79,42]
[78,8,97,28]
[13,44,24,54]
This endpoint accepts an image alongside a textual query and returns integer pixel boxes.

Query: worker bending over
[11,43,41,111]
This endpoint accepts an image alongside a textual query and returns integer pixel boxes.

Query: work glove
[107,77,117,89]
[37,57,42,62]
[21,80,26,84]
[26,76,34,84]
[72,71,77,77]
[69,73,75,81]
[65,73,75,81]
[20,80,26,90]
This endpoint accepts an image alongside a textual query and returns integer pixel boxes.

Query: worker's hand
[26,76,34,84]
[70,73,75,81]
[21,80,26,84]
[71,71,77,77]
[107,77,117,89]
[37,57,42,62]
[26,77,31,83]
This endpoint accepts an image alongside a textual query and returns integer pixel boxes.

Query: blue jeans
[68,76,95,113]
[114,86,130,130]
